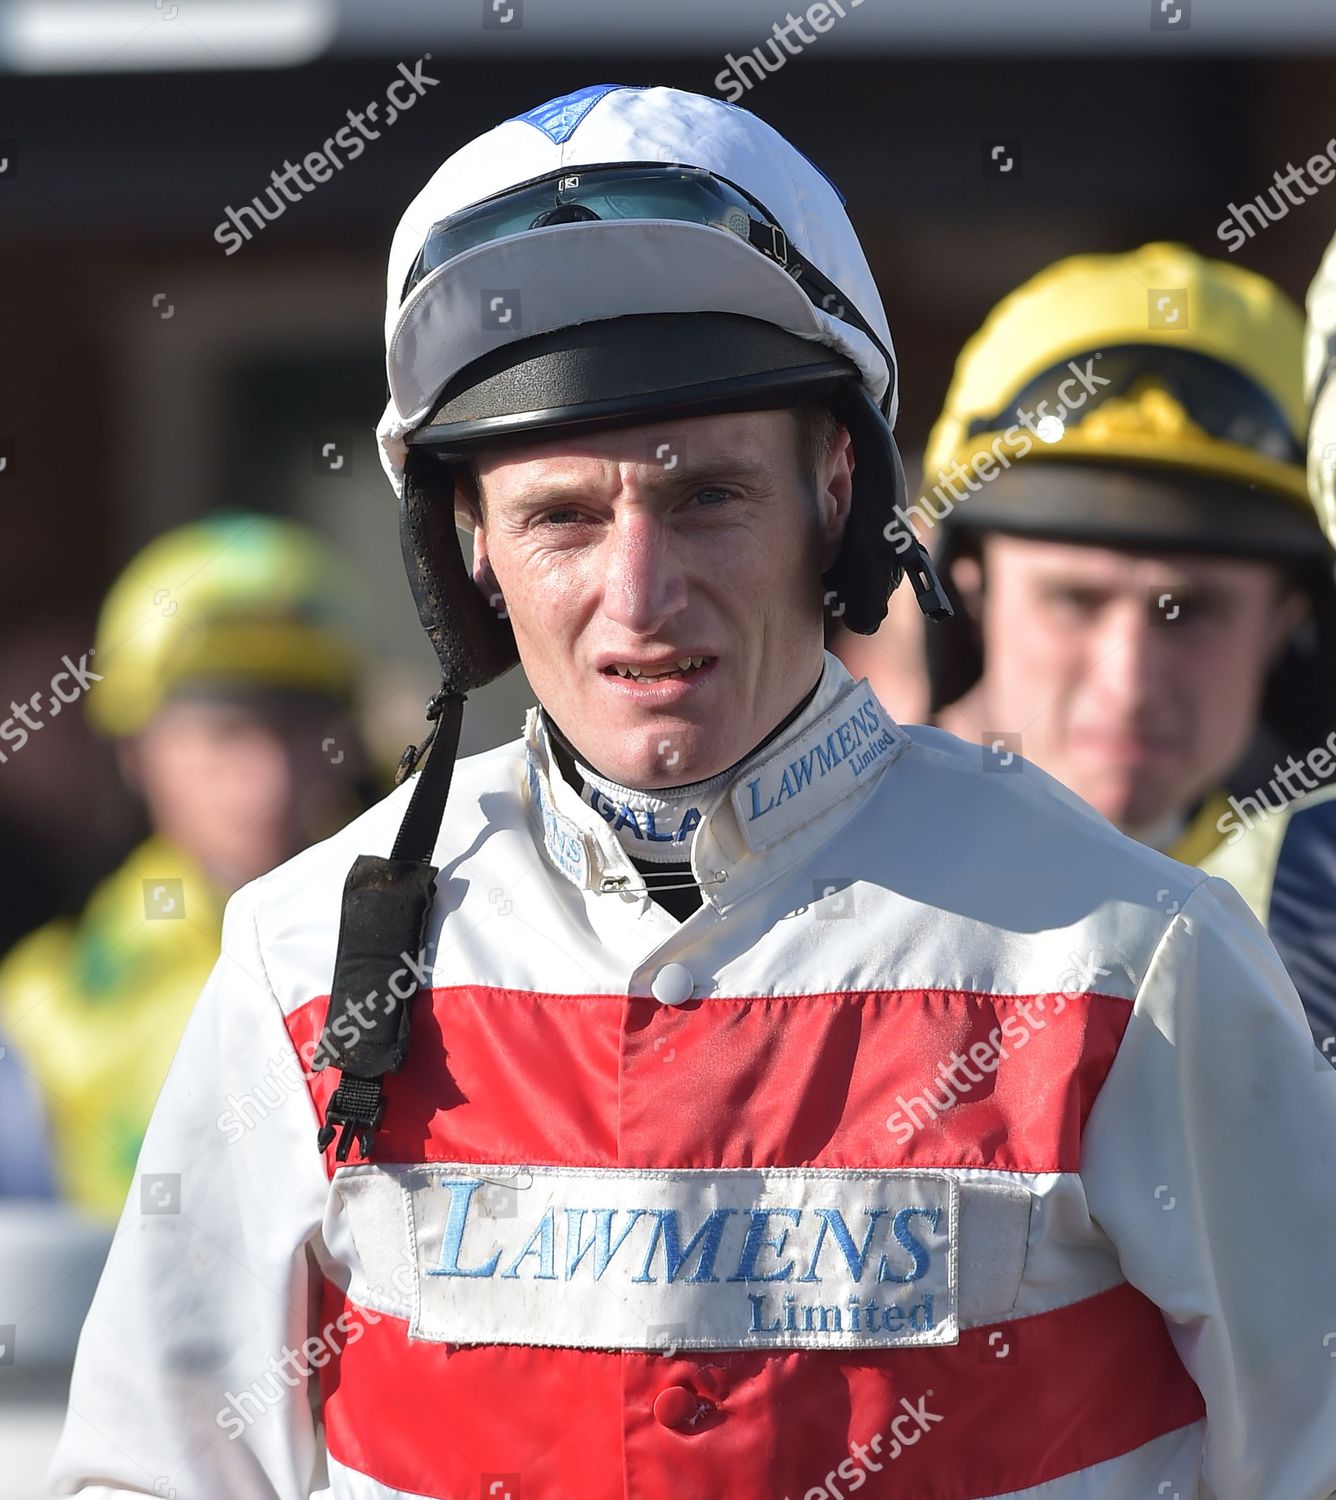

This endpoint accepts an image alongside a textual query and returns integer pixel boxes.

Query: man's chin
[603,744,728,790]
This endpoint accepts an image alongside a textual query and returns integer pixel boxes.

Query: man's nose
[238,726,300,803]
[1087,602,1165,714]
[599,511,688,633]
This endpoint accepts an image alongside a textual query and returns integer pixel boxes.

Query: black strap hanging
[312,690,464,1161]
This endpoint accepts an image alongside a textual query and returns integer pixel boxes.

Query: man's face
[961,536,1303,831]
[467,408,852,787]
[123,695,360,891]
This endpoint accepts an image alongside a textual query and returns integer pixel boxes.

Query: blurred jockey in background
[911,243,1336,877]
[1203,229,1336,1052]
[0,513,373,1220]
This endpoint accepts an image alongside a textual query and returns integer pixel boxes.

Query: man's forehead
[984,533,1281,587]
[474,408,797,484]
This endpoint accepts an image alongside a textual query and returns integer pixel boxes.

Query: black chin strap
[312,690,465,1162]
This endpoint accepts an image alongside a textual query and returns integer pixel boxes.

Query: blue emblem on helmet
[509,84,647,145]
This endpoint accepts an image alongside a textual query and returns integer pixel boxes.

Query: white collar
[521,651,909,911]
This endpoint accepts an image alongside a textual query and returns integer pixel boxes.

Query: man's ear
[115,738,143,794]
[816,423,855,572]
[950,550,984,622]
[471,525,502,605]
[456,471,503,606]
[1265,581,1311,665]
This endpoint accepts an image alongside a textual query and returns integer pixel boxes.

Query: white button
[650,963,694,1006]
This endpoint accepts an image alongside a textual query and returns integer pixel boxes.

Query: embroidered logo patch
[387,1165,960,1352]
[732,678,906,852]
[525,757,589,887]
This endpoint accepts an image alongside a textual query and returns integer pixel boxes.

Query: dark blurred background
[1,0,1334,927]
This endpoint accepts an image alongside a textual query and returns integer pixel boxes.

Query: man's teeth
[612,656,706,679]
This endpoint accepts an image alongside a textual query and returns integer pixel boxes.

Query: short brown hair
[793,402,840,490]
[456,462,484,525]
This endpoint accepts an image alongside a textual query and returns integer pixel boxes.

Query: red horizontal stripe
[286,985,1131,1177]
[319,1278,1203,1500]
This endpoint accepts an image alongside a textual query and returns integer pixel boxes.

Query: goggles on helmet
[400,160,894,388]
[968,343,1304,465]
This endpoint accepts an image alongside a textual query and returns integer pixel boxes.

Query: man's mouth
[1072,730,1179,765]
[602,655,713,682]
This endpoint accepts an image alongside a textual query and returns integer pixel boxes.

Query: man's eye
[1175,596,1229,626]
[1049,588,1104,614]
[690,487,733,507]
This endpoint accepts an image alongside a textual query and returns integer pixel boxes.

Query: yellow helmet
[1307,230,1336,552]
[89,512,363,739]
[923,242,1324,557]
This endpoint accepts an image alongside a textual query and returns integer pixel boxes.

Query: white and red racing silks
[49,654,1336,1499]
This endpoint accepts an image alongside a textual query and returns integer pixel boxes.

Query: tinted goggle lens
[968,344,1302,463]
[403,165,773,302]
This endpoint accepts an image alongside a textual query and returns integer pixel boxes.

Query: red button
[652,1384,702,1430]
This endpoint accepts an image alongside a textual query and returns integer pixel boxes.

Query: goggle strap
[742,215,893,378]
[747,217,789,268]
